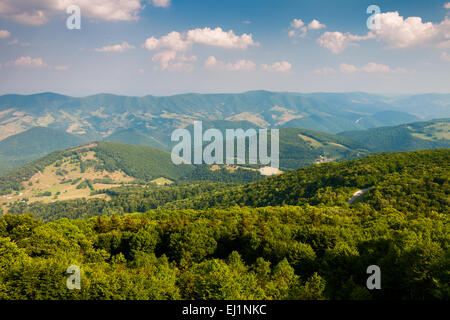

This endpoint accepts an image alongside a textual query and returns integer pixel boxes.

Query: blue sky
[0,0,449,96]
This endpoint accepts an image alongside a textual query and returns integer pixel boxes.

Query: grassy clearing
[0,151,135,212]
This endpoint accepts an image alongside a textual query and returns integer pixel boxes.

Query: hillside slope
[338,119,450,152]
[162,149,449,215]
[0,127,86,174]
[0,141,266,212]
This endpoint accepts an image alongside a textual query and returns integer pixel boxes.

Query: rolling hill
[277,128,369,170]
[1,149,448,300]
[0,127,87,174]
[0,141,266,212]
[1,91,444,146]
[338,118,450,152]
[160,149,449,213]
[0,123,371,175]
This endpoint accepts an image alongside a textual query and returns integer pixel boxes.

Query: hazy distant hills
[0,124,370,174]
[339,118,450,152]
[2,91,448,144]
[0,118,448,175]
[0,127,86,173]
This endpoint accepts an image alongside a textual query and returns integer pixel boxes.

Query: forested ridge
[338,118,450,152]
[161,149,449,213]
[0,149,448,300]
[0,141,261,197]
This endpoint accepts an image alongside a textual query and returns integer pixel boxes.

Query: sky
[0,0,449,96]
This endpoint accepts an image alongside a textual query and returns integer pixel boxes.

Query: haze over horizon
[1,90,450,99]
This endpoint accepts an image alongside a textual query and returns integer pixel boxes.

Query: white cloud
[6,56,47,67]
[445,2,450,9]
[371,12,443,48]
[144,31,191,51]
[361,62,397,73]
[95,41,135,52]
[206,56,288,73]
[152,50,195,71]
[152,50,177,70]
[339,62,405,74]
[261,61,292,73]
[339,63,359,74]
[186,27,257,49]
[0,30,11,38]
[7,10,47,25]
[226,60,256,71]
[150,0,170,8]
[204,56,256,71]
[317,31,374,54]
[0,0,171,24]
[291,19,305,29]
[441,52,450,61]
[204,56,220,68]
[289,18,326,38]
[144,27,258,53]
[308,19,326,30]
[318,11,450,53]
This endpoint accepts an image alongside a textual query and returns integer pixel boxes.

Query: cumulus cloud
[6,56,47,67]
[0,30,11,39]
[308,19,326,30]
[152,50,196,71]
[187,27,257,49]
[317,31,374,54]
[289,18,326,38]
[144,31,191,51]
[291,19,305,29]
[204,56,256,71]
[318,11,450,53]
[371,11,450,49]
[261,61,292,73]
[152,50,177,70]
[144,28,257,52]
[445,2,450,9]
[339,62,405,74]
[95,41,135,52]
[0,0,170,24]
[144,27,257,52]
[339,63,359,74]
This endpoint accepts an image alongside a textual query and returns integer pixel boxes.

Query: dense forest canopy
[0,149,448,300]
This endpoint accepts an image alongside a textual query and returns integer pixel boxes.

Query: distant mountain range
[2,91,449,145]
[0,118,449,175]
[0,125,368,174]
